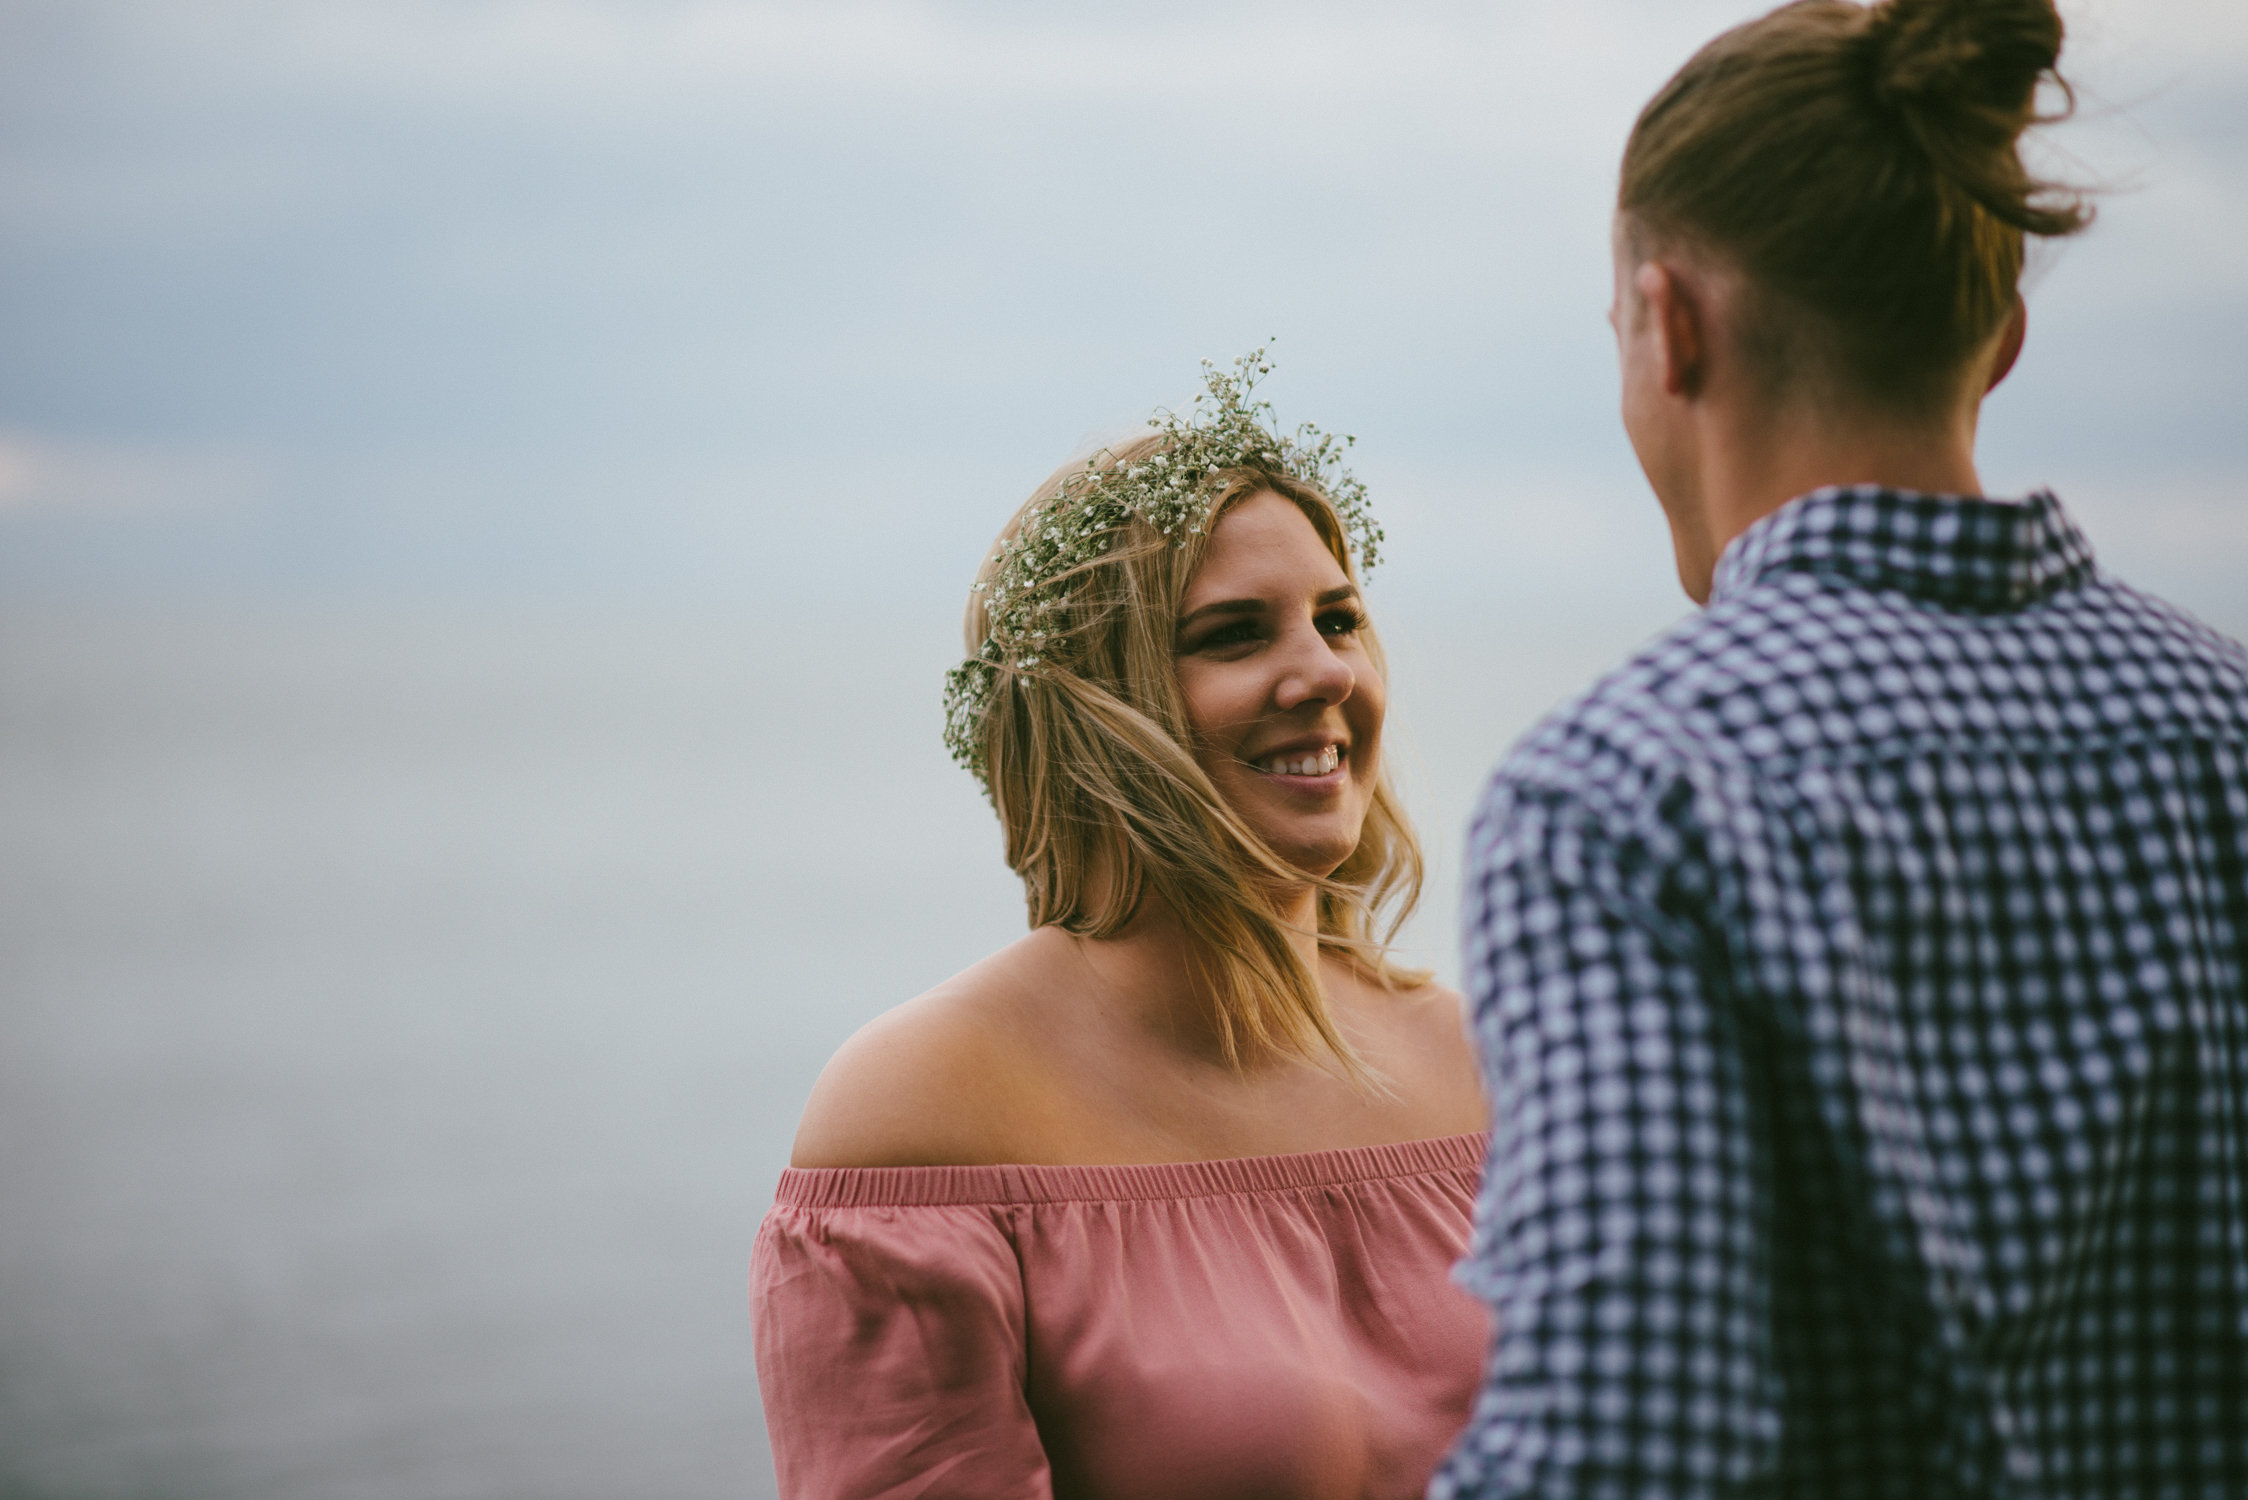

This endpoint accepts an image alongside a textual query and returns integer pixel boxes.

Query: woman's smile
[1247,740,1345,783]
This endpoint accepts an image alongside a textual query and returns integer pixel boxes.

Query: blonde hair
[963,432,1428,1080]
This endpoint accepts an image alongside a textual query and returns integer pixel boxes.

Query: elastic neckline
[772,1131,1486,1209]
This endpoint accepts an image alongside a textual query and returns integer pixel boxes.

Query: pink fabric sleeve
[751,1189,1053,1500]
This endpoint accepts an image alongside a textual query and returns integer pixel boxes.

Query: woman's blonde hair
[964,430,1428,1080]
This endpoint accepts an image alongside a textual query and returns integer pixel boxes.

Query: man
[1436,1,2248,1495]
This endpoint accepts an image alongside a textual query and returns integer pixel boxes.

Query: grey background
[2,2,2242,1496]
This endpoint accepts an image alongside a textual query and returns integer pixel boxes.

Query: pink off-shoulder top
[749,1132,1488,1500]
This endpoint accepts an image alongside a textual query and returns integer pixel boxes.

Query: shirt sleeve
[1432,775,1781,1499]
[751,1199,1054,1500]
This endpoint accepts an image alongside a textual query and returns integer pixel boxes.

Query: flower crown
[942,348,1384,788]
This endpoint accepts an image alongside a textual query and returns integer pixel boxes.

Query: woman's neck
[1069,883,1325,1071]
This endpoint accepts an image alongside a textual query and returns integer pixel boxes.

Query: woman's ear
[1985,295,2028,393]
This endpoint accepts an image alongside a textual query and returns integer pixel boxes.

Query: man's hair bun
[1863,0,2084,234]
[1619,0,2094,411]
[1868,0,2058,117]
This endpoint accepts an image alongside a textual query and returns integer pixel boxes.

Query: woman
[751,353,1487,1498]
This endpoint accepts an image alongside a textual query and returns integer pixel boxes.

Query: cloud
[37,0,2236,153]
[72,1,1697,115]
[0,0,2237,602]
[0,433,274,517]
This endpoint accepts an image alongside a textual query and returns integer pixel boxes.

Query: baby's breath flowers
[942,349,1384,788]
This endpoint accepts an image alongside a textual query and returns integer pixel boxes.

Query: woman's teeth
[1255,745,1341,777]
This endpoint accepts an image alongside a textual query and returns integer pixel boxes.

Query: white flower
[940,347,1383,785]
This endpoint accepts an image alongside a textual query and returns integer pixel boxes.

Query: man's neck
[1684,402,1986,600]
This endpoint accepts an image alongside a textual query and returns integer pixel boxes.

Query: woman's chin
[1213,771,1371,882]
[1256,821,1365,883]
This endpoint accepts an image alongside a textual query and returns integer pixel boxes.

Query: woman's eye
[1318,609,1366,637]
[1197,622,1257,649]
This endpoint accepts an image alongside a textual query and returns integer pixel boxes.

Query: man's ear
[1634,259,1706,399]
[1985,295,2027,393]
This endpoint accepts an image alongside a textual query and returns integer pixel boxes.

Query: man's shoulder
[1488,604,1769,807]
[1492,571,2248,818]
[2082,577,2248,702]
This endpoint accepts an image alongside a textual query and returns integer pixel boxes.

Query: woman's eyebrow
[1177,597,1266,627]
[1178,584,1359,629]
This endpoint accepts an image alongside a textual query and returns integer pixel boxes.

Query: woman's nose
[1273,625,1354,711]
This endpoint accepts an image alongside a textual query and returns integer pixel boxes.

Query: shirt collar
[1709,485,2097,611]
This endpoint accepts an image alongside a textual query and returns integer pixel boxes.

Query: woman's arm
[751,1195,1053,1500]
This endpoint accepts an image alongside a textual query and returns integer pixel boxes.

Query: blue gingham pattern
[1435,487,2248,1499]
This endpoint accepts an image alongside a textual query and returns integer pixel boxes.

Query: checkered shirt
[1435,487,2248,1499]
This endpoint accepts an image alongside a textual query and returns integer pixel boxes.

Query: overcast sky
[0,0,2242,614]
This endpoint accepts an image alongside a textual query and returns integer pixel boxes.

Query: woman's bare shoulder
[1335,958,1469,1047]
[1400,978,1478,1064]
[1400,977,1472,1040]
[786,931,1073,1170]
[1362,972,1486,1133]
